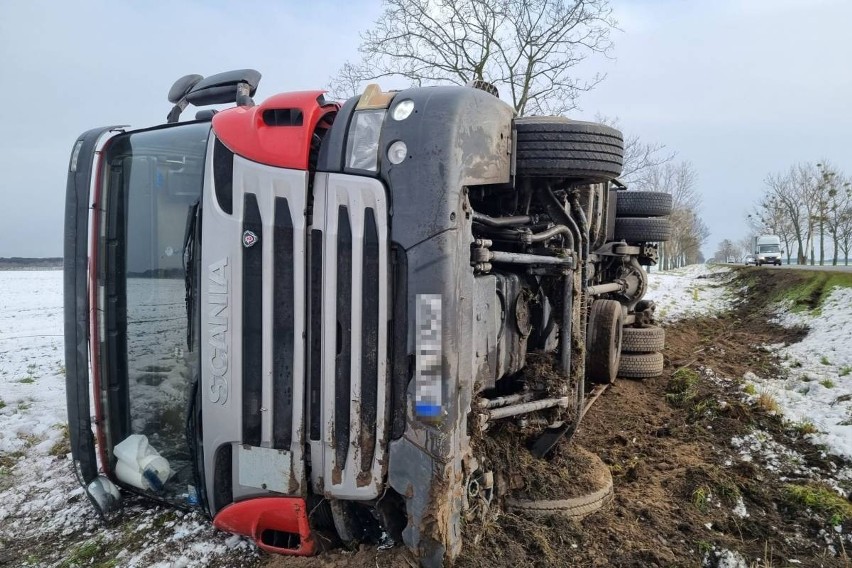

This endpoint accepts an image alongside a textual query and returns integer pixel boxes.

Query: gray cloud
[577,0,852,257]
[0,0,378,256]
[0,0,849,259]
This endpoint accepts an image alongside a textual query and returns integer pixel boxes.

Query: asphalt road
[722,262,852,273]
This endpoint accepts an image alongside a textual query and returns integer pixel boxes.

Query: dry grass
[792,420,819,436]
[756,390,780,413]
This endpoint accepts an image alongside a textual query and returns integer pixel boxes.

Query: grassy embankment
[734,267,852,315]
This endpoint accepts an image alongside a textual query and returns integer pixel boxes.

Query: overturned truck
[64,69,672,566]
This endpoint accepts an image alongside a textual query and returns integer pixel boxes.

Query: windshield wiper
[182,201,200,349]
[182,200,207,512]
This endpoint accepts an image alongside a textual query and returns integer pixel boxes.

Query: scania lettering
[207,258,230,404]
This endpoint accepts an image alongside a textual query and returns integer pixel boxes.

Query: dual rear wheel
[614,191,673,243]
[587,302,666,382]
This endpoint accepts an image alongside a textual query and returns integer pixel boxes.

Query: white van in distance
[755,235,782,265]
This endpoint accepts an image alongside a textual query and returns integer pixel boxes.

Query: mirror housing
[86,475,122,522]
[168,74,203,104]
[167,69,261,123]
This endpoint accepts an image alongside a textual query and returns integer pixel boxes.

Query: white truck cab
[755,235,782,265]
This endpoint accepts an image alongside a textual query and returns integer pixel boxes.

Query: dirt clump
[482,425,607,500]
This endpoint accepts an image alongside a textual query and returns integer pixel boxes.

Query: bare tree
[657,161,700,211]
[328,62,367,100]
[738,234,756,259]
[817,162,852,265]
[640,161,707,270]
[329,0,616,115]
[622,134,675,188]
[753,161,852,265]
[748,195,796,264]
[837,201,852,266]
[715,239,739,263]
[667,185,708,269]
[763,164,821,265]
[594,115,675,187]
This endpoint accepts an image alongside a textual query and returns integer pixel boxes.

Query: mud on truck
[64,69,672,566]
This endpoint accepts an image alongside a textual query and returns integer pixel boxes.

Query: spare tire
[614,217,672,242]
[621,326,666,353]
[618,352,665,379]
[505,446,614,520]
[514,117,623,181]
[615,191,673,217]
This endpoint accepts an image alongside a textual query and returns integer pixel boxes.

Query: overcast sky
[1,0,850,258]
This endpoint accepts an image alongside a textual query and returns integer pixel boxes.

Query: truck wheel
[514,117,623,181]
[614,217,672,243]
[621,326,665,353]
[615,191,673,217]
[618,352,664,379]
[505,446,613,519]
[586,300,624,384]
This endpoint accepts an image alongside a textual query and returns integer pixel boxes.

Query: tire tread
[618,352,664,378]
[621,326,666,353]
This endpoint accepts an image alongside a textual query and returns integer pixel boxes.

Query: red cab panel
[213,497,315,556]
[212,91,338,170]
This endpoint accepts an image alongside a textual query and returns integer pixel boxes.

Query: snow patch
[703,548,748,568]
[732,496,749,518]
[645,264,733,323]
[748,287,852,460]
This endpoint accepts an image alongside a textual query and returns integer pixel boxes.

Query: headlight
[345,109,386,172]
[392,99,414,121]
[387,140,407,165]
[415,294,442,418]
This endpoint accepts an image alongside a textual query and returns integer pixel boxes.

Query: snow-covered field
[644,263,733,323]
[747,287,852,460]
[643,265,851,568]
[0,270,255,567]
[645,264,852,463]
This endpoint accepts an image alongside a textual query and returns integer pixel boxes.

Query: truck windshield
[101,122,210,504]
[759,244,781,253]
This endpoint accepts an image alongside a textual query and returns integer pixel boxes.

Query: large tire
[615,191,673,217]
[614,217,672,242]
[618,352,665,379]
[621,326,665,353]
[514,117,623,181]
[506,447,614,520]
[586,300,624,384]
[505,479,614,519]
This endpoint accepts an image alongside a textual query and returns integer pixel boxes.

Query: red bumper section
[213,497,315,556]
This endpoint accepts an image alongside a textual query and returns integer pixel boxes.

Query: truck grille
[272,197,296,450]
[242,193,264,447]
[201,154,389,507]
[201,149,309,506]
[309,173,389,500]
